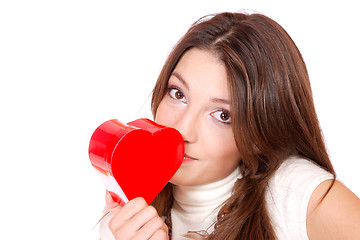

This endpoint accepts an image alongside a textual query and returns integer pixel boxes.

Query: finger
[105,191,122,215]
[127,205,160,233]
[105,191,119,209]
[109,197,148,233]
[120,197,149,219]
[134,216,168,240]
[148,228,169,240]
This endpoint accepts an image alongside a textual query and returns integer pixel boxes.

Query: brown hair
[150,12,335,239]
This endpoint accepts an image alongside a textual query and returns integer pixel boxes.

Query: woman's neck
[171,168,241,238]
[173,168,241,212]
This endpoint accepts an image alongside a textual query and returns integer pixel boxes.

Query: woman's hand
[105,191,169,240]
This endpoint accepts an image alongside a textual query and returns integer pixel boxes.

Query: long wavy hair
[150,12,335,239]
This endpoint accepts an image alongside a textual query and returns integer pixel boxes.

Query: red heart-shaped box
[88,119,184,205]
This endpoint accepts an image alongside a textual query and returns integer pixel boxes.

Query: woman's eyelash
[211,109,231,125]
[167,86,186,102]
[166,86,231,125]
[167,85,178,92]
[167,86,179,93]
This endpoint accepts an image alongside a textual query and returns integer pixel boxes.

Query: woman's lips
[183,154,198,163]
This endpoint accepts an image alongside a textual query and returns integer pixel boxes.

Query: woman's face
[155,48,241,186]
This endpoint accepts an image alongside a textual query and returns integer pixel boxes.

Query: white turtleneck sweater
[99,157,333,240]
[171,168,241,239]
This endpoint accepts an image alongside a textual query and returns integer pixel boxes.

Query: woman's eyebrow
[171,71,189,90]
[172,70,229,105]
[210,97,230,105]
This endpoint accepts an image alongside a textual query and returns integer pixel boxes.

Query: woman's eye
[168,88,186,102]
[211,110,231,124]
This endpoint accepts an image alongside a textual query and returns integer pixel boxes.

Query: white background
[0,0,359,239]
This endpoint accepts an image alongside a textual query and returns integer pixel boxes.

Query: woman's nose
[173,110,198,144]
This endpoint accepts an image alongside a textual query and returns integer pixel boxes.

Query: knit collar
[172,167,241,215]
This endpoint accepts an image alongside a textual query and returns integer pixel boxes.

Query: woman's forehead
[172,48,230,101]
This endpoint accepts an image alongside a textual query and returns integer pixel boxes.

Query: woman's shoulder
[306,178,360,239]
[265,156,334,239]
[267,155,334,207]
[270,156,334,187]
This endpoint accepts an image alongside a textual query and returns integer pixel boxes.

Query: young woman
[99,12,360,240]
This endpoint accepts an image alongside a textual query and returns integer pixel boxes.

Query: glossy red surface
[88,119,184,204]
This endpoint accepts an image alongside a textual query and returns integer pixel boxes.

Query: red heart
[88,119,184,204]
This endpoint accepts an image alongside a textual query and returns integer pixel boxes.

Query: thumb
[105,190,122,214]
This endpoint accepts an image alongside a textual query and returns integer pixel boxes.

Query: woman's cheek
[155,101,171,126]
[156,100,185,128]
[203,126,240,163]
